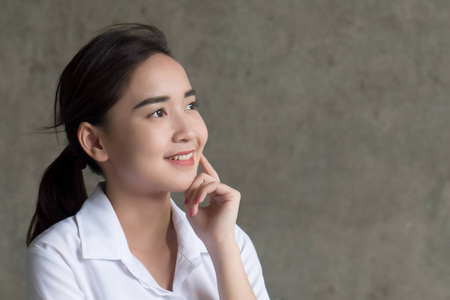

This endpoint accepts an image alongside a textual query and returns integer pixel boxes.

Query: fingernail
[190,208,194,217]
[184,198,188,205]
[195,197,200,205]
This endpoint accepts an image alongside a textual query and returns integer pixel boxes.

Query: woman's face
[98,53,208,196]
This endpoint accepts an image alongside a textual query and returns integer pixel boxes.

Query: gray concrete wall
[2,0,450,299]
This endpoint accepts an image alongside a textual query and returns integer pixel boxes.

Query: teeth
[168,152,193,161]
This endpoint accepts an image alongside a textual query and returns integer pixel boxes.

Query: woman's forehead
[125,54,191,97]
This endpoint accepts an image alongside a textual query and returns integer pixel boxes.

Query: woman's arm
[206,238,258,300]
[184,154,257,300]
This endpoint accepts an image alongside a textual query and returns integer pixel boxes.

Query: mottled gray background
[2,0,450,299]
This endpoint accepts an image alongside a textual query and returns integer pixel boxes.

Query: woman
[26,24,269,299]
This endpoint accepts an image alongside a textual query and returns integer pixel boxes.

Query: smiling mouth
[166,152,194,161]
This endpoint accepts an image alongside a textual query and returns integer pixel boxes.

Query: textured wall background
[2,0,450,299]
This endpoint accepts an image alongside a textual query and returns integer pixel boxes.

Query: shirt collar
[76,183,127,260]
[171,197,208,267]
[76,183,207,265]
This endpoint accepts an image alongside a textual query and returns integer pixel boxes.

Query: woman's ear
[77,122,108,162]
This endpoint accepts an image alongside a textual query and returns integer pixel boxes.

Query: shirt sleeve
[26,246,86,300]
[235,225,271,300]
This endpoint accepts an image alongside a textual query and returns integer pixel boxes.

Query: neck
[104,181,174,250]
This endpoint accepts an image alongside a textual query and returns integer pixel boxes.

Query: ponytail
[26,146,87,246]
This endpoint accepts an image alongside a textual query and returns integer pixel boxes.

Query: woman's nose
[171,113,196,143]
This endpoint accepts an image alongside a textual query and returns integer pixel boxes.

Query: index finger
[200,154,220,182]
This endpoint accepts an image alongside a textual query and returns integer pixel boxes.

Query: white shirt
[27,183,270,299]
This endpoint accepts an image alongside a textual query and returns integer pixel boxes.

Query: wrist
[203,232,237,251]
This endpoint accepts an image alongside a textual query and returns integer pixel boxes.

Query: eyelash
[147,101,198,118]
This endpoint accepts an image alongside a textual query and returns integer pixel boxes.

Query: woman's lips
[165,151,195,166]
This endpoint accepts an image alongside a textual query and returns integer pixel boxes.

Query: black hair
[26,23,172,246]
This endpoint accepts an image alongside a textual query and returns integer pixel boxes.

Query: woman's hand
[184,154,241,248]
[184,154,257,299]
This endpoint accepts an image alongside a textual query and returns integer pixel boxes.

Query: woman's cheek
[198,118,208,148]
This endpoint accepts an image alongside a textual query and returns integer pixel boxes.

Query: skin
[78,53,256,299]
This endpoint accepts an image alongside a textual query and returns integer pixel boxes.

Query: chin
[170,185,193,193]
[168,174,197,193]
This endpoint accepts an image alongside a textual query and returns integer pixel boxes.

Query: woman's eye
[186,101,197,110]
[148,108,166,118]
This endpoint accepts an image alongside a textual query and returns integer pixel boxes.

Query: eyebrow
[185,89,195,98]
[133,89,196,110]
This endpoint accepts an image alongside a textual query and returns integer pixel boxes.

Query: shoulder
[234,225,271,299]
[26,216,83,288]
[234,224,255,251]
[27,216,80,257]
[26,217,88,299]
[234,224,266,272]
